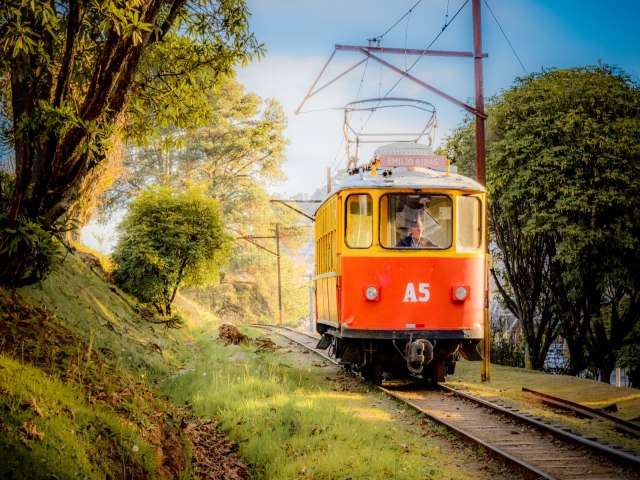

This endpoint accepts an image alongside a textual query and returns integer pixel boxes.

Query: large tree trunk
[489,205,561,371]
[0,1,172,287]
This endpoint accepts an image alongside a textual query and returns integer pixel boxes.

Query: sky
[236,0,640,197]
[82,0,640,251]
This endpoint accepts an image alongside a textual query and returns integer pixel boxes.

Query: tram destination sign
[378,153,448,171]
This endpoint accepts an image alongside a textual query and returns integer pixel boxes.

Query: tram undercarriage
[316,329,482,385]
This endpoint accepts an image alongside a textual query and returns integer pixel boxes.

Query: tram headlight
[364,286,380,302]
[452,285,469,302]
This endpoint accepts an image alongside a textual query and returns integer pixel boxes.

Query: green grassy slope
[2,247,638,479]
[0,251,192,479]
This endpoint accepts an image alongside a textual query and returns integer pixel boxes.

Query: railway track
[256,324,640,480]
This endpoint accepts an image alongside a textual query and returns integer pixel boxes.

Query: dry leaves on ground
[185,418,252,480]
[218,324,249,346]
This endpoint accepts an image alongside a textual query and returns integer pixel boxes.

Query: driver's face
[411,226,423,240]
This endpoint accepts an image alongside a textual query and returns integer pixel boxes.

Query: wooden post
[472,0,490,382]
[275,223,283,325]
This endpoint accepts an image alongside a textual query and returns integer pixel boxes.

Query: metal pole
[473,0,486,185]
[308,275,314,333]
[275,223,283,325]
[473,0,490,382]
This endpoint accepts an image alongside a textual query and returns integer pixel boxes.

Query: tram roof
[318,167,485,209]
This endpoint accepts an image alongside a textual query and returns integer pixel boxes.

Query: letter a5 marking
[403,283,430,302]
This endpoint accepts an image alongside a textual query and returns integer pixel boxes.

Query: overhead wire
[329,137,346,171]
[349,0,467,149]
[443,0,450,28]
[370,0,424,43]
[484,0,528,74]
[404,6,413,71]
[382,0,470,98]
[349,2,423,151]
[354,58,371,134]
[330,0,470,171]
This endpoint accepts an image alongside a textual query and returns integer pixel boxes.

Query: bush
[490,330,525,368]
[112,186,230,316]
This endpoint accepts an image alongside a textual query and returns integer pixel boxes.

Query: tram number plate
[402,282,430,303]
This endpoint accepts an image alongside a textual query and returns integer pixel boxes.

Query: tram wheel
[361,363,384,386]
[420,361,446,385]
[433,361,446,383]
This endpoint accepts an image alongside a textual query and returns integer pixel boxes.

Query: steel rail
[522,387,640,438]
[255,324,640,479]
[256,325,549,478]
[379,386,553,480]
[441,384,640,466]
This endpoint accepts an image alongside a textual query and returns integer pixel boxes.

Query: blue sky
[236,0,640,196]
[82,1,640,251]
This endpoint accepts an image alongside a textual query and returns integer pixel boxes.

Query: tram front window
[457,195,482,251]
[380,194,452,249]
[345,194,373,248]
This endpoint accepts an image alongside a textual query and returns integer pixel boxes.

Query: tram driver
[396,217,438,248]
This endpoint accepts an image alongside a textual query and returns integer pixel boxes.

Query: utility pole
[473,0,486,186]
[268,199,319,330]
[472,0,490,382]
[275,223,283,325]
[240,202,318,326]
[236,228,283,325]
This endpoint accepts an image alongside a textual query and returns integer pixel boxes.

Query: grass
[0,354,154,479]
[447,360,640,454]
[162,325,519,480]
[1,249,192,479]
[3,245,637,478]
[19,249,187,383]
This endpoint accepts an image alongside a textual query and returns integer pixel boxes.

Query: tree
[442,104,561,370]
[101,73,313,326]
[443,66,640,379]
[112,186,230,316]
[489,204,561,370]
[0,0,262,286]
[494,66,640,382]
[104,74,287,226]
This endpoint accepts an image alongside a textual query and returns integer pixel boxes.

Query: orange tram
[314,143,487,384]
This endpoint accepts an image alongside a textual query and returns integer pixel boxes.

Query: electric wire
[329,137,346,171]
[370,0,424,43]
[404,6,412,70]
[324,0,468,171]
[443,0,450,30]
[484,0,528,74]
[382,0,470,98]
[354,58,371,134]
[350,0,467,147]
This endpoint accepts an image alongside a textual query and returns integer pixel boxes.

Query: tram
[314,142,487,384]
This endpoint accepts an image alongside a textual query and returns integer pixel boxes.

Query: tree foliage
[444,65,640,379]
[105,75,287,224]
[442,102,561,370]
[112,186,230,315]
[0,0,262,286]
[104,73,312,326]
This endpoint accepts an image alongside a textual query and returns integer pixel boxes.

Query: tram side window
[345,194,373,248]
[380,194,452,249]
[457,195,482,250]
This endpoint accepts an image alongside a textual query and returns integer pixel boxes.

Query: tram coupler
[407,339,433,365]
